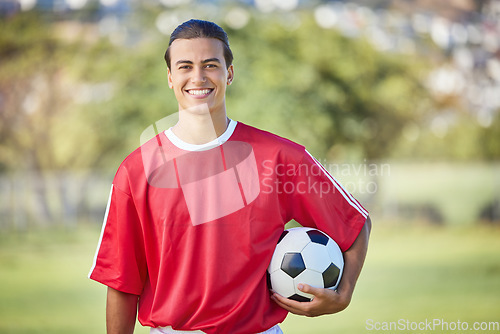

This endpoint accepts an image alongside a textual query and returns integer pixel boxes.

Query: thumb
[297,283,321,296]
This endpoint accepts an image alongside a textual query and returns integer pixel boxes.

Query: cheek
[173,87,185,100]
[172,81,186,95]
[169,73,184,89]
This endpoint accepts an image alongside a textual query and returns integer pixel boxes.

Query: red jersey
[89,120,368,334]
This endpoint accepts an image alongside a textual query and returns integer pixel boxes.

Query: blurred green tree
[2,9,497,225]
[0,13,76,222]
[479,112,500,161]
[226,14,432,161]
[0,13,172,223]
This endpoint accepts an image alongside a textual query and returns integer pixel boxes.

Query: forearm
[337,216,372,304]
[106,287,139,334]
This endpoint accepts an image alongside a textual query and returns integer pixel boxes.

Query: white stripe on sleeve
[88,184,114,278]
[305,150,368,219]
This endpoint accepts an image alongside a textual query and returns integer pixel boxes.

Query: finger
[271,292,301,308]
[297,283,324,298]
[271,292,309,315]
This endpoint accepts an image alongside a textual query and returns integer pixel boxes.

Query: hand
[270,283,350,317]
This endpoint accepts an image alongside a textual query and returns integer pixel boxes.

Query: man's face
[167,38,234,115]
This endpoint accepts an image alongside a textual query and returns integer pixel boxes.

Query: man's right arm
[106,287,139,334]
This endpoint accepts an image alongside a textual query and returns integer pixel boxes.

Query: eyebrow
[175,58,222,66]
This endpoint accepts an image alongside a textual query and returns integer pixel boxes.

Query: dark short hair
[164,19,233,69]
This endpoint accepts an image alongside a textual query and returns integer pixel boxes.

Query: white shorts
[150,324,283,334]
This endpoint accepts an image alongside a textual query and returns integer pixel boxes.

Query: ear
[226,64,234,85]
[167,67,174,89]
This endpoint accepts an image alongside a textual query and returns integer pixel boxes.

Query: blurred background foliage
[229,14,431,161]
[1,2,499,178]
[1,1,499,228]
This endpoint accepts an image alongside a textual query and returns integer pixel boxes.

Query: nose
[191,67,206,84]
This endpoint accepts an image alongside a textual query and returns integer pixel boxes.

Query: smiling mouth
[186,89,214,97]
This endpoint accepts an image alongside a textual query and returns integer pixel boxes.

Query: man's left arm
[271,216,372,317]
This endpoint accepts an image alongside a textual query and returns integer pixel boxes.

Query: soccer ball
[267,227,344,302]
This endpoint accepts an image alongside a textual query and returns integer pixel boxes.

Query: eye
[178,65,191,70]
[205,64,217,69]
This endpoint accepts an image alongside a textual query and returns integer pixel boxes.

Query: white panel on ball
[269,269,296,298]
[301,242,332,273]
[293,270,324,300]
[326,239,344,267]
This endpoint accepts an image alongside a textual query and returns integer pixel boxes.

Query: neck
[171,105,229,145]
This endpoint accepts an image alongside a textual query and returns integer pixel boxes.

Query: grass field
[0,223,499,333]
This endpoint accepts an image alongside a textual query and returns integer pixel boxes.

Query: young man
[89,19,371,334]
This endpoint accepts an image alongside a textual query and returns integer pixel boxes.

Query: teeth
[188,89,211,96]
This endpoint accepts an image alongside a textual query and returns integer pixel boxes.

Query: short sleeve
[88,183,147,295]
[288,150,368,252]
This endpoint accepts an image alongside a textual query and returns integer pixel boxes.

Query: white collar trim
[164,119,237,151]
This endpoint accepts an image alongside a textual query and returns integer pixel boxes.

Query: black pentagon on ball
[322,263,341,288]
[277,230,289,244]
[289,294,311,302]
[306,230,329,246]
[281,252,306,278]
